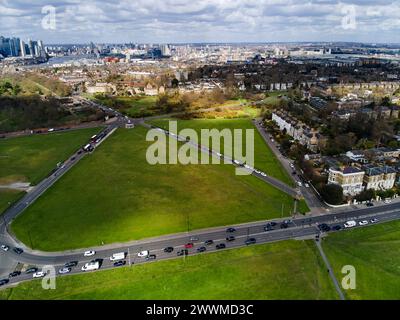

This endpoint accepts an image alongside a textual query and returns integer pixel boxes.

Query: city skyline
[0,0,400,44]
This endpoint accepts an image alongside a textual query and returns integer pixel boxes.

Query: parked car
[163,247,174,253]
[184,243,194,249]
[359,220,368,226]
[197,247,206,253]
[226,227,236,233]
[318,224,331,232]
[344,221,356,228]
[58,268,72,274]
[205,240,214,246]
[245,238,257,245]
[370,218,379,224]
[83,250,96,257]
[146,254,156,261]
[226,236,235,242]
[216,243,226,250]
[0,245,9,252]
[332,225,342,231]
[366,202,374,207]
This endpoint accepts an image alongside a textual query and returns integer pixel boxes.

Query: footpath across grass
[0,127,101,185]
[149,118,293,186]
[11,126,303,251]
[0,240,338,300]
[323,220,400,300]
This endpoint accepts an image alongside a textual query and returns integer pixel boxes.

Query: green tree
[320,184,343,205]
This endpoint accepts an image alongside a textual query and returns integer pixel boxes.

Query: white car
[254,169,261,174]
[83,250,96,257]
[138,250,149,257]
[58,267,72,274]
[359,220,368,226]
[290,164,295,168]
[32,271,46,278]
[297,181,303,187]
[233,160,240,165]
[370,218,379,224]
[344,220,356,228]
[216,152,222,157]
[384,199,392,204]
[260,172,267,177]
[304,183,310,188]
[0,245,9,252]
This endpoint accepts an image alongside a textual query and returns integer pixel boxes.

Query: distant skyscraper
[20,39,26,57]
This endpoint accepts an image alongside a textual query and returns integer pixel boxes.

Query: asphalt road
[2,201,400,288]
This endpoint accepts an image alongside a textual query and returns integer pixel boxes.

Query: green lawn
[11,126,304,251]
[94,96,158,118]
[323,220,400,300]
[0,240,338,300]
[149,118,293,186]
[0,190,24,215]
[0,128,101,185]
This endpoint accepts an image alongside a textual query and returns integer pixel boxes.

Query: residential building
[362,165,397,191]
[328,166,365,196]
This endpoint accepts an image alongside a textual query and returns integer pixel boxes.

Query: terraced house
[328,166,365,196]
[362,165,397,191]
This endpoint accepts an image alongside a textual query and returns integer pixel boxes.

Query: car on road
[304,183,310,188]
[280,223,289,229]
[110,252,127,261]
[81,261,100,272]
[359,220,368,226]
[164,247,174,253]
[0,279,10,286]
[384,199,392,204]
[297,181,302,187]
[226,236,235,242]
[64,261,78,268]
[260,172,267,177]
[184,243,194,249]
[344,220,357,228]
[332,225,342,231]
[25,267,38,274]
[290,164,295,168]
[245,238,257,245]
[32,271,47,278]
[177,249,188,256]
[138,250,149,257]
[13,247,23,254]
[216,243,226,250]
[146,254,157,261]
[197,247,206,253]
[190,236,199,242]
[226,227,236,233]
[9,271,21,278]
[292,171,296,175]
[366,202,374,207]
[1,245,9,252]
[370,218,379,224]
[113,260,126,267]
[318,224,331,232]
[205,240,214,246]
[83,250,96,257]
[58,267,72,274]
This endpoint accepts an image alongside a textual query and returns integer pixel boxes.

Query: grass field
[323,220,400,300]
[0,240,338,300]
[94,96,158,118]
[0,128,101,185]
[11,126,304,251]
[149,118,293,186]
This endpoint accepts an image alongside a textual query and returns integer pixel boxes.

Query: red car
[184,243,194,249]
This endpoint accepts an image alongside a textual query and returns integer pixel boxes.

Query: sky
[0,0,400,44]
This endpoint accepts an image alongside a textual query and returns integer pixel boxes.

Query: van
[81,261,100,272]
[344,220,356,228]
[110,252,127,261]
